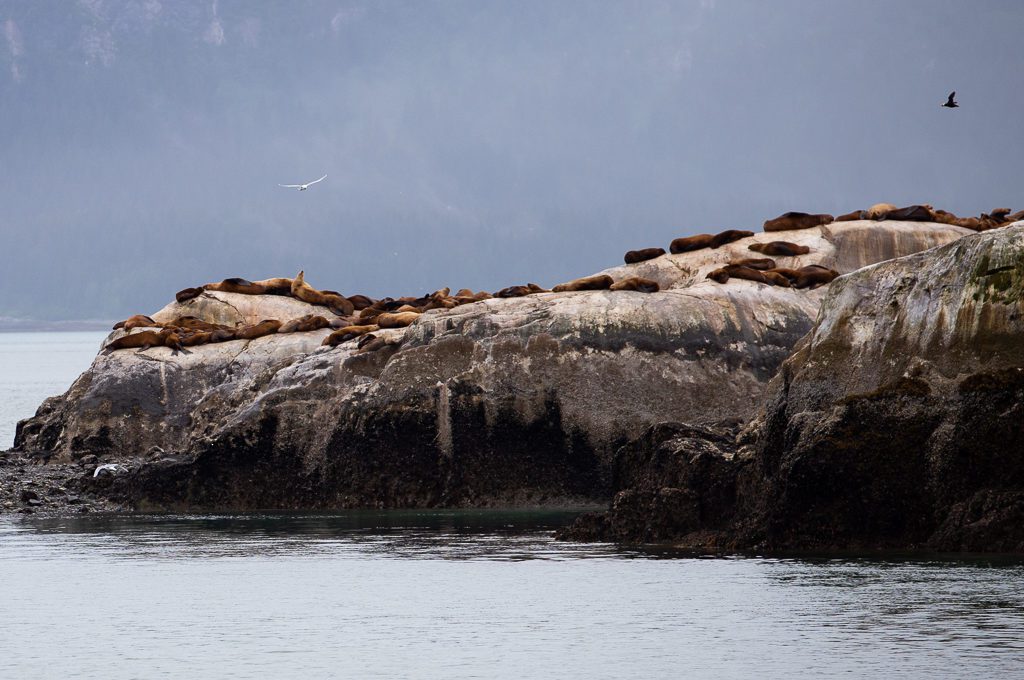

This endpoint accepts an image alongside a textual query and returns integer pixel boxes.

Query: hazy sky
[1,0,1022,319]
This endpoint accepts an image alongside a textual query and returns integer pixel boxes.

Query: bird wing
[308,174,327,185]
[279,183,303,188]
[947,91,956,103]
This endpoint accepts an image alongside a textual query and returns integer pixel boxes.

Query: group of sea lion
[104,314,303,354]
[704,239,837,289]
[767,204,1024,232]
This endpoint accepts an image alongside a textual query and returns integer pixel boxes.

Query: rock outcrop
[12,220,970,512]
[565,222,1024,552]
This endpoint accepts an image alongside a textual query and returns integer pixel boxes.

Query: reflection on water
[2,512,1023,679]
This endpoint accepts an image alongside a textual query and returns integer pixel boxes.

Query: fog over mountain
[1,0,1021,320]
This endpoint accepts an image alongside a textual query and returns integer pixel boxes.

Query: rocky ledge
[563,222,1024,552]
[3,219,977,523]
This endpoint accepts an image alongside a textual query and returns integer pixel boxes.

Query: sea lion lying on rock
[710,229,755,248]
[291,271,356,316]
[609,277,660,293]
[624,247,666,264]
[729,258,776,270]
[772,264,839,289]
[706,265,768,285]
[104,328,183,354]
[205,277,268,295]
[175,287,205,303]
[279,315,331,333]
[322,325,379,347]
[113,314,157,332]
[748,241,811,257]
[552,274,614,292]
[833,210,863,222]
[763,212,834,232]
[494,283,548,298]
[669,234,715,254]
[233,320,282,340]
[376,311,421,329]
[865,203,897,220]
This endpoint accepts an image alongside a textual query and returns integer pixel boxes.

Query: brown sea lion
[322,324,379,347]
[104,328,181,353]
[706,265,768,285]
[882,205,935,222]
[763,212,834,232]
[765,267,801,283]
[1005,209,1024,223]
[609,277,660,293]
[356,333,379,350]
[165,316,230,333]
[624,247,666,264]
[762,271,792,287]
[113,314,157,332]
[709,229,755,249]
[289,271,356,316]
[210,328,235,343]
[793,265,839,289]
[930,209,961,225]
[526,283,549,293]
[955,217,983,231]
[345,294,375,310]
[494,285,531,298]
[376,311,421,329]
[180,330,213,347]
[865,203,897,220]
[234,320,282,340]
[669,234,715,254]
[251,277,294,296]
[175,287,204,303]
[205,277,268,295]
[729,258,776,271]
[552,274,613,293]
[748,241,811,257]
[833,210,863,222]
[279,315,331,333]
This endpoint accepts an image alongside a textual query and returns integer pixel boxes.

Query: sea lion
[376,311,421,329]
[552,274,614,293]
[609,277,660,293]
[762,271,792,287]
[279,315,330,333]
[624,247,666,264]
[494,285,531,298]
[290,271,356,316]
[765,267,801,283]
[356,333,379,350]
[1006,209,1024,223]
[763,212,834,232]
[251,277,294,296]
[729,258,776,270]
[210,328,235,343]
[669,234,715,254]
[865,203,897,220]
[233,320,282,340]
[180,330,213,347]
[955,217,983,231]
[103,328,181,353]
[833,210,863,222]
[748,241,811,257]
[175,287,204,303]
[709,229,755,249]
[205,277,268,295]
[792,265,839,289]
[164,316,230,333]
[322,324,379,347]
[113,314,157,332]
[706,265,768,285]
[882,205,934,222]
[346,294,375,310]
[930,209,961,225]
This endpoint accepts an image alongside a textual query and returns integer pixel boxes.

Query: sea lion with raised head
[709,229,755,249]
[291,271,356,316]
[748,241,811,257]
[624,247,666,264]
[175,287,205,303]
[609,277,660,293]
[763,212,834,232]
[552,274,614,293]
[669,234,715,254]
[729,258,776,271]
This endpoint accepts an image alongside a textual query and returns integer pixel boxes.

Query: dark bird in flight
[942,91,959,108]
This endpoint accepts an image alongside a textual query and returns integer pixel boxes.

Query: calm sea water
[2,334,1024,679]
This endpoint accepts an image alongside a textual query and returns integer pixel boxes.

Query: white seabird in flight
[279,174,328,191]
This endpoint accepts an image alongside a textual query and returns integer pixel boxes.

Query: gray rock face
[12,221,970,510]
[564,222,1024,552]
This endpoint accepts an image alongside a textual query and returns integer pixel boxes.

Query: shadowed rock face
[12,221,971,512]
[564,223,1024,552]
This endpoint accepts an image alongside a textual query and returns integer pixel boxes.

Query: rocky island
[5,207,1023,553]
